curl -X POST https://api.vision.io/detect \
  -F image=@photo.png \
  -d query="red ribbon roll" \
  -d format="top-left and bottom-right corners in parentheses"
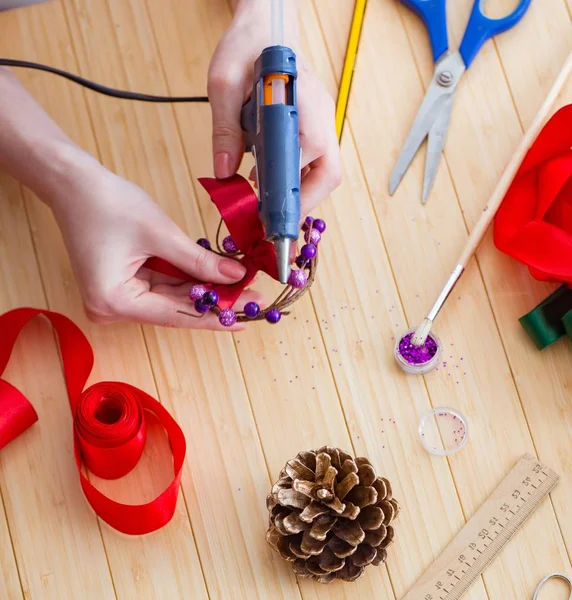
top-left (494, 104), bottom-right (572, 284)
top-left (0, 308), bottom-right (186, 535)
top-left (144, 175), bottom-right (280, 309)
top-left (75, 383), bottom-right (148, 480)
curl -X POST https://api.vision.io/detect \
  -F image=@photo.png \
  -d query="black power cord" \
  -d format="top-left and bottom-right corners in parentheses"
top-left (0, 58), bottom-right (209, 103)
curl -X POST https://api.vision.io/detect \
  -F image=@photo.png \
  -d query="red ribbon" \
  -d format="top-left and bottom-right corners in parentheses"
top-left (0, 308), bottom-right (186, 535)
top-left (494, 104), bottom-right (572, 285)
top-left (144, 175), bottom-right (278, 309)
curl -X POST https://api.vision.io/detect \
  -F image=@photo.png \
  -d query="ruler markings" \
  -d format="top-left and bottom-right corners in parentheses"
top-left (401, 455), bottom-right (560, 600)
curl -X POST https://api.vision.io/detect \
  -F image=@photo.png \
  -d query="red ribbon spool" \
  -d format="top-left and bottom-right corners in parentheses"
top-left (0, 308), bottom-right (186, 535)
top-left (75, 383), bottom-right (148, 480)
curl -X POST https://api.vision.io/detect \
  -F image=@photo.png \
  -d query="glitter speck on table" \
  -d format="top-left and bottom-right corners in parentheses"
top-left (398, 332), bottom-right (438, 364)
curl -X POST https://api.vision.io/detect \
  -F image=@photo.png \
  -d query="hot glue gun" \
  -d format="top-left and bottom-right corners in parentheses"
top-left (240, 44), bottom-right (301, 284)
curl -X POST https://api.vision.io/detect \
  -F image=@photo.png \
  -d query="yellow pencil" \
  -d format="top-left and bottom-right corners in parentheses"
top-left (335, 0), bottom-right (368, 141)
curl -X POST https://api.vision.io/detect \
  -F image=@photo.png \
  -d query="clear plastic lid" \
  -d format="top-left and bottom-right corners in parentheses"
top-left (418, 407), bottom-right (468, 456)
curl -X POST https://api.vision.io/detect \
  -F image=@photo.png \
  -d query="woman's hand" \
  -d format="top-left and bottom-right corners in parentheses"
top-left (48, 151), bottom-right (259, 331)
top-left (207, 0), bottom-right (342, 216)
top-left (0, 68), bottom-right (259, 331)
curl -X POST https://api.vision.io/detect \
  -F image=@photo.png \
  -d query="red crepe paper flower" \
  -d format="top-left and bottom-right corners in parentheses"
top-left (493, 104), bottom-right (572, 285)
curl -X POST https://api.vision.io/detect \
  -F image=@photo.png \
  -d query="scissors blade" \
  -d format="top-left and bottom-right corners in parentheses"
top-left (389, 51), bottom-right (465, 198)
top-left (422, 94), bottom-right (453, 204)
top-left (389, 84), bottom-right (445, 195)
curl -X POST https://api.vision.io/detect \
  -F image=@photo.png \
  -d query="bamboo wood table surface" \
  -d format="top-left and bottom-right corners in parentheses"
top-left (0, 1), bottom-right (570, 599)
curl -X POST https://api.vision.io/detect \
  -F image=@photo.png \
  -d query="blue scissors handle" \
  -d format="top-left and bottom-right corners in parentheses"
top-left (459, 0), bottom-right (532, 67)
top-left (400, 0), bottom-right (448, 63)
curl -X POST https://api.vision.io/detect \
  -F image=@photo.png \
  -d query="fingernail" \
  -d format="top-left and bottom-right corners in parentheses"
top-left (219, 258), bottom-right (246, 279)
top-left (214, 152), bottom-right (232, 179)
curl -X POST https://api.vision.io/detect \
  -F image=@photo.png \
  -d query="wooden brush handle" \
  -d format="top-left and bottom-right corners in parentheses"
top-left (458, 52), bottom-right (572, 268)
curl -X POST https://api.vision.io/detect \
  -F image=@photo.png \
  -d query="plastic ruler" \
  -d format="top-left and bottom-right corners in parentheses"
top-left (402, 454), bottom-right (560, 600)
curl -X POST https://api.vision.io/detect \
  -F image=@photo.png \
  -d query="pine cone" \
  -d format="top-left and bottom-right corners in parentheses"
top-left (266, 446), bottom-right (399, 584)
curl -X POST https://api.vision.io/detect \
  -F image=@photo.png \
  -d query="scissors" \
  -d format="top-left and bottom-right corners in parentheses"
top-left (389, 0), bottom-right (532, 204)
top-left (533, 573), bottom-right (572, 599)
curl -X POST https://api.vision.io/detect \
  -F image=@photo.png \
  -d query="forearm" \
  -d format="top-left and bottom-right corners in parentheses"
top-left (0, 67), bottom-right (98, 207)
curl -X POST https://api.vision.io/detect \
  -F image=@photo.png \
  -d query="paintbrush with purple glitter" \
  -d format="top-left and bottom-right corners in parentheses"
top-left (395, 58), bottom-right (572, 373)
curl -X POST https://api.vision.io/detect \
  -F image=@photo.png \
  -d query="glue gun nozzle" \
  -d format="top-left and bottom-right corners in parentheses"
top-left (274, 237), bottom-right (292, 284)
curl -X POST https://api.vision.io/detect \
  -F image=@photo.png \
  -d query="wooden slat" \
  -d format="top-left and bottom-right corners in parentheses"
top-left (492, 0), bottom-right (572, 126)
top-left (314, 0), bottom-right (572, 599)
top-left (472, 0), bottom-right (572, 557)
top-left (0, 152), bottom-right (115, 600)
top-left (0, 175), bottom-right (46, 600)
top-left (0, 494), bottom-right (22, 600)
top-left (1, 2), bottom-right (210, 599)
top-left (0, 11), bottom-right (116, 585)
top-left (487, 73), bottom-right (572, 555)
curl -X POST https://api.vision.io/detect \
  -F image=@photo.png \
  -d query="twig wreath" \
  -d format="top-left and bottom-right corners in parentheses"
top-left (177, 210), bottom-right (325, 328)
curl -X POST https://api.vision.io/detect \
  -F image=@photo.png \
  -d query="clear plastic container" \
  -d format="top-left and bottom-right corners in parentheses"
top-left (394, 328), bottom-right (442, 375)
top-left (418, 407), bottom-right (469, 456)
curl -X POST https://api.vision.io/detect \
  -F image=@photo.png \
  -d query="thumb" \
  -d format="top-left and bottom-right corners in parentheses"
top-left (208, 70), bottom-right (245, 179)
top-left (151, 229), bottom-right (246, 285)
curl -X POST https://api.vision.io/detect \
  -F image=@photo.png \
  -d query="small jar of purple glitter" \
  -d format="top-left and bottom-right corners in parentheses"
top-left (394, 328), bottom-right (442, 375)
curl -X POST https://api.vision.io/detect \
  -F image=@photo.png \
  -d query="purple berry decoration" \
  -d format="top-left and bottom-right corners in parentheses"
top-left (265, 308), bottom-right (282, 324)
top-left (194, 298), bottom-right (210, 314)
top-left (219, 308), bottom-right (237, 327)
top-left (189, 285), bottom-right (207, 301)
top-left (300, 243), bottom-right (317, 260)
top-left (312, 218), bottom-right (326, 233)
top-left (304, 228), bottom-right (321, 245)
top-left (197, 238), bottom-right (211, 250)
top-left (203, 290), bottom-right (219, 307)
top-left (295, 256), bottom-right (307, 269)
top-left (222, 236), bottom-right (239, 254)
top-left (244, 302), bottom-right (260, 319)
top-left (302, 216), bottom-right (314, 231)
top-left (288, 269), bottom-right (307, 289)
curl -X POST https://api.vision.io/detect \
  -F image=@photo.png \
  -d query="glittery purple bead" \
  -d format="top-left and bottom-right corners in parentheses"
top-left (398, 332), bottom-right (438, 365)
top-left (301, 216), bottom-right (314, 231)
top-left (189, 285), bottom-right (207, 301)
top-left (219, 308), bottom-right (237, 327)
top-left (312, 218), bottom-right (326, 233)
top-left (304, 228), bottom-right (321, 245)
top-left (194, 298), bottom-right (210, 314)
top-left (288, 269), bottom-right (307, 289)
top-left (300, 243), bottom-right (317, 260)
top-left (222, 235), bottom-right (239, 253)
top-left (197, 238), bottom-right (211, 250)
top-left (265, 308), bottom-right (282, 324)
top-left (203, 290), bottom-right (219, 306)
top-left (244, 302), bottom-right (260, 318)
